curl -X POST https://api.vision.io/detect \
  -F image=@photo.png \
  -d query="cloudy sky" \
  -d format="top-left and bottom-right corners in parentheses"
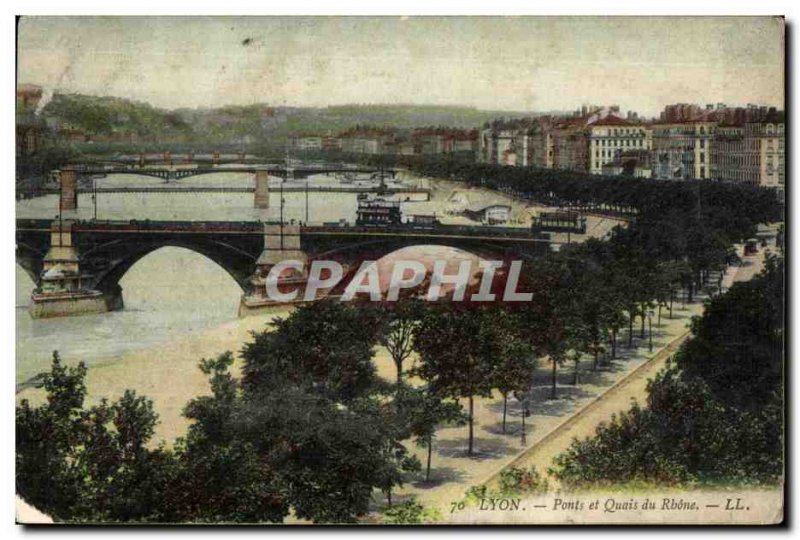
top-left (17, 16), bottom-right (784, 116)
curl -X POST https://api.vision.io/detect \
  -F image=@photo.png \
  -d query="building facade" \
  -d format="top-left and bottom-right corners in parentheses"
top-left (587, 117), bottom-right (652, 175)
top-left (651, 121), bottom-right (715, 180)
top-left (712, 113), bottom-right (785, 190)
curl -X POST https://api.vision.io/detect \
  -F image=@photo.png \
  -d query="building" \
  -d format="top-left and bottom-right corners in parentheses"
top-left (479, 128), bottom-right (517, 165)
top-left (339, 128), bottom-right (395, 155)
top-left (290, 135), bottom-right (323, 152)
top-left (587, 116), bottom-right (652, 175)
top-left (601, 150), bottom-right (653, 178)
top-left (712, 110), bottom-right (785, 190)
top-left (16, 84), bottom-right (45, 159)
top-left (478, 111), bottom-right (651, 175)
top-left (452, 131), bottom-right (479, 154)
top-left (651, 121), bottom-right (715, 180)
top-left (660, 103), bottom-right (704, 123)
top-left (551, 119), bottom-right (590, 172)
top-left (463, 203), bottom-right (512, 224)
top-left (527, 123), bottom-right (554, 169)
top-left (16, 83), bottom-right (43, 111)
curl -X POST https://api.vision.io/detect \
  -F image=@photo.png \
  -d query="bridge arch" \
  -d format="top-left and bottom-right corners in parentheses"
top-left (15, 241), bottom-right (46, 285)
top-left (82, 237), bottom-right (257, 295)
top-left (16, 262), bottom-right (37, 307)
top-left (306, 236), bottom-right (539, 266)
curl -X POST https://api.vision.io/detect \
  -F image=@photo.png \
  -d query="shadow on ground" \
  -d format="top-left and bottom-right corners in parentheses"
top-left (435, 435), bottom-right (517, 461)
top-left (410, 466), bottom-right (467, 489)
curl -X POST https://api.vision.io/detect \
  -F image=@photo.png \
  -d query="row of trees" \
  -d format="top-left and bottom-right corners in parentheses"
top-left (551, 256), bottom-right (784, 487)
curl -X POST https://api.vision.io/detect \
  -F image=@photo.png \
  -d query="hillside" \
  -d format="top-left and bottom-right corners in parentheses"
top-left (38, 92), bottom-right (536, 150)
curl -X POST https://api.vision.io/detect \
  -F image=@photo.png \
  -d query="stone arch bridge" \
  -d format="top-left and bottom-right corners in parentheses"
top-left (16, 219), bottom-right (551, 318)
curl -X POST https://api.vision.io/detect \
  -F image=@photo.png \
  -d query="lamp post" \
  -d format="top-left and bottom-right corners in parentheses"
top-left (279, 177), bottom-right (285, 250)
top-left (648, 309), bottom-right (654, 353)
top-left (92, 176), bottom-right (98, 221)
top-left (58, 169), bottom-right (63, 240)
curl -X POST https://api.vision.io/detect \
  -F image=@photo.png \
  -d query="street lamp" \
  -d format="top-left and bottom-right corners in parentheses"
top-left (648, 309), bottom-right (655, 353)
top-left (515, 389), bottom-right (530, 446)
top-left (92, 176), bottom-right (98, 221)
top-left (279, 177), bottom-right (285, 250)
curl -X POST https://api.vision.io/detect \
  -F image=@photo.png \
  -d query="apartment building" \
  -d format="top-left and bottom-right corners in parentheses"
top-left (712, 111), bottom-right (785, 190)
top-left (651, 121), bottom-right (715, 180)
top-left (587, 116), bottom-right (652, 175)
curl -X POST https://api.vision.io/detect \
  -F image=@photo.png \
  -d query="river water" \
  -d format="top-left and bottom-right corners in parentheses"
top-left (16, 171), bottom-right (436, 384)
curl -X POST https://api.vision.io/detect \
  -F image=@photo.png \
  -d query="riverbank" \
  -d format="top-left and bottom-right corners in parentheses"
top-left (16, 307), bottom-right (292, 443)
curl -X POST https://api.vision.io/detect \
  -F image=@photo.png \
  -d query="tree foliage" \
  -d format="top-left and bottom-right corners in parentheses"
top-left (551, 259), bottom-right (784, 488)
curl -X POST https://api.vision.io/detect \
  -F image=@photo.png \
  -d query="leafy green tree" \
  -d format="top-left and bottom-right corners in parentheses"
top-left (394, 384), bottom-right (466, 482)
top-left (374, 298), bottom-right (424, 384)
top-left (176, 352), bottom-right (289, 523)
top-left (242, 300), bottom-right (382, 402)
top-left (16, 353), bottom-right (87, 519)
top-left (412, 306), bottom-right (501, 455)
top-left (550, 260), bottom-right (784, 489)
top-left (490, 311), bottom-right (536, 433)
top-left (16, 353), bottom-right (182, 523)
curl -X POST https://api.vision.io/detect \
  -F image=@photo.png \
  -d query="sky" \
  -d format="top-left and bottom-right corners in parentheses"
top-left (16, 16), bottom-right (785, 117)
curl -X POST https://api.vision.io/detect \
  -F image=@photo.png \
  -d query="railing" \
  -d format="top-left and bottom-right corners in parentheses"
top-left (16, 218), bottom-right (544, 239)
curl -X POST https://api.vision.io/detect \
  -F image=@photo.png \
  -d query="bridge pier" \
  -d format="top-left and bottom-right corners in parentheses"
top-left (29, 220), bottom-right (122, 318)
top-left (254, 169), bottom-right (270, 208)
top-left (239, 224), bottom-right (310, 316)
top-left (59, 167), bottom-right (78, 211)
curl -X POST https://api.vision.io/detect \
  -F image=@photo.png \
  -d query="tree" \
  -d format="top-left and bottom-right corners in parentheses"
top-left (490, 311), bottom-right (536, 433)
top-left (176, 352), bottom-right (289, 523)
top-left (394, 384), bottom-right (466, 482)
top-left (517, 259), bottom-right (573, 399)
top-left (551, 259), bottom-right (784, 489)
top-left (241, 300), bottom-right (383, 402)
top-left (16, 352), bottom-right (182, 523)
top-left (412, 306), bottom-right (501, 455)
top-left (16, 352), bottom-right (87, 519)
top-left (374, 297), bottom-right (424, 384)
top-left (212, 348), bottom-right (419, 523)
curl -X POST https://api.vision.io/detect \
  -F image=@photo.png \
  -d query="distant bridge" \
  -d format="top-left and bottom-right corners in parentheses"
top-left (44, 164), bottom-right (405, 210)
top-left (19, 185), bottom-right (431, 197)
top-left (68, 165), bottom-right (398, 182)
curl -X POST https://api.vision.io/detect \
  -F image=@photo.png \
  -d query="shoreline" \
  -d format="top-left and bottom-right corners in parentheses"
top-left (15, 307), bottom-right (293, 444)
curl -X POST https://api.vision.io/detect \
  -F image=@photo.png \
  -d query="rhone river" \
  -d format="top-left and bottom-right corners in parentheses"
top-left (15, 170), bottom-right (433, 384)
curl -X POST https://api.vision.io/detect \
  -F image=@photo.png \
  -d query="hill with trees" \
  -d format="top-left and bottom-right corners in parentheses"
top-left (37, 92), bottom-right (530, 153)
